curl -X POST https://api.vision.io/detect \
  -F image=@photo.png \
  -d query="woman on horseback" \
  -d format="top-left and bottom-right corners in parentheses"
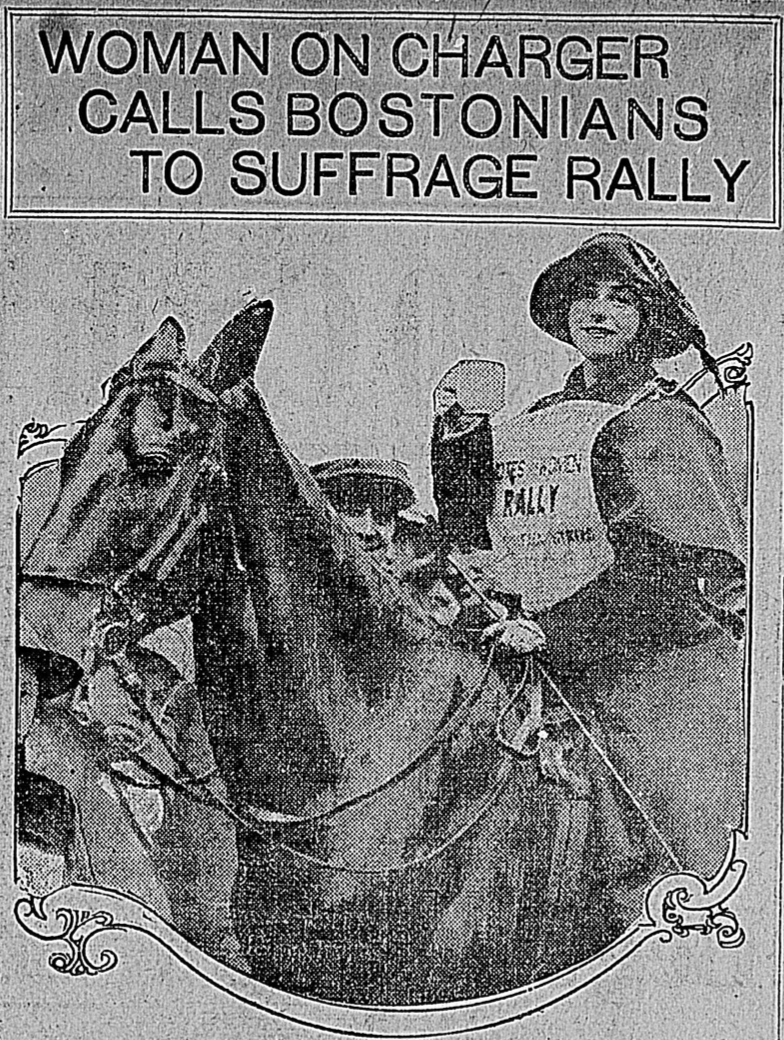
top-left (450, 233), bottom-right (747, 955)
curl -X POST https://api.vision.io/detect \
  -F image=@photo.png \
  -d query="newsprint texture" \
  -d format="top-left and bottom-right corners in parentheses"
top-left (2, 3), bottom-right (782, 1039)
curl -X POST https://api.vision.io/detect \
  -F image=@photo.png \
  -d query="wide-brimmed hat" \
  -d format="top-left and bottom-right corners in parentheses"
top-left (529, 233), bottom-right (706, 359)
top-left (311, 458), bottom-right (417, 514)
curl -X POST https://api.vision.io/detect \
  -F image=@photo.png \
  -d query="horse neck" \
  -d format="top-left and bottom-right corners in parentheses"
top-left (19, 577), bottom-right (105, 671)
top-left (225, 390), bottom-right (434, 657)
top-left (207, 392), bottom-right (443, 807)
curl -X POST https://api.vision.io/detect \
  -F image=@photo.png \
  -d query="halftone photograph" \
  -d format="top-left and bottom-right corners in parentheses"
top-left (3, 5), bottom-right (781, 1040)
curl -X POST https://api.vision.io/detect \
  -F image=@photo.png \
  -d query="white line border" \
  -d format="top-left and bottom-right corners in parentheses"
top-left (4, 9), bottom-right (781, 226)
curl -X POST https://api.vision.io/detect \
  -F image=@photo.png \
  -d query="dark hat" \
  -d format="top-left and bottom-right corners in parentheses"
top-left (312, 458), bottom-right (415, 501)
top-left (529, 233), bottom-right (706, 359)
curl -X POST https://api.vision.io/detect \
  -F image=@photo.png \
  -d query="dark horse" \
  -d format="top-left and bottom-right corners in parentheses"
top-left (19, 304), bottom-right (647, 1004)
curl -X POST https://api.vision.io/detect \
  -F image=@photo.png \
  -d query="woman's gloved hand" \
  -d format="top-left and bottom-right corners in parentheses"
top-left (482, 617), bottom-right (547, 654)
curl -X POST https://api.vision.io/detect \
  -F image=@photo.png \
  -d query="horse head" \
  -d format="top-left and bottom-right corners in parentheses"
top-left (22, 302), bottom-right (274, 625)
top-left (17, 299), bottom-right (540, 1005)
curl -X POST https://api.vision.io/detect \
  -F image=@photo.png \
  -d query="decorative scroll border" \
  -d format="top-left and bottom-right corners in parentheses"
top-left (11, 830), bottom-right (748, 1038)
top-left (647, 834), bottom-right (747, 952)
top-left (12, 346), bottom-right (756, 1035)
top-left (14, 895), bottom-right (123, 977)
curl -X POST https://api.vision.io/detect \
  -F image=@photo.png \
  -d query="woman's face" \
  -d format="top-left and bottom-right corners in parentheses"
top-left (567, 280), bottom-right (642, 360)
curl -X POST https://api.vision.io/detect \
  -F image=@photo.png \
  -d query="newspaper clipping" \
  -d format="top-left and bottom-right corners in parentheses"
top-left (2, 3), bottom-right (782, 1038)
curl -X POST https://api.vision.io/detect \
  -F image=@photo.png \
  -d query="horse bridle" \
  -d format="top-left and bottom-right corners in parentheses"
top-left (50, 364), bottom-right (510, 874)
top-left (79, 364), bottom-right (686, 876)
top-left (92, 600), bottom-right (520, 874)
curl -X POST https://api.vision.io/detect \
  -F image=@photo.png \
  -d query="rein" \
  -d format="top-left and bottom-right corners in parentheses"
top-left (25, 360), bottom-right (515, 875)
top-left (75, 364), bottom-right (519, 873)
top-left (446, 554), bottom-right (687, 873)
top-left (103, 638), bottom-right (514, 874)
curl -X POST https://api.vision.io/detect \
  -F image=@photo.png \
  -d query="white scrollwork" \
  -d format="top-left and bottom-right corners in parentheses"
top-left (14, 891), bottom-right (123, 976)
top-left (645, 831), bottom-right (746, 949)
top-left (716, 341), bottom-right (754, 392)
top-left (17, 418), bottom-right (66, 458)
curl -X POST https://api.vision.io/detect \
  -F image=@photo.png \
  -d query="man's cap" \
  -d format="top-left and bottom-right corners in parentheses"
top-left (311, 457), bottom-right (416, 508)
top-left (529, 233), bottom-right (706, 359)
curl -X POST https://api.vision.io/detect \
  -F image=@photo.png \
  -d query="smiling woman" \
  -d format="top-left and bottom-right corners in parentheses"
top-left (567, 280), bottom-right (642, 361)
top-left (455, 232), bottom-right (748, 973)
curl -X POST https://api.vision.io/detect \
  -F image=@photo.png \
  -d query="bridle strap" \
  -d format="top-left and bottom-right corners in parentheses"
top-left (102, 643), bottom-right (516, 875)
top-left (107, 643), bottom-right (499, 827)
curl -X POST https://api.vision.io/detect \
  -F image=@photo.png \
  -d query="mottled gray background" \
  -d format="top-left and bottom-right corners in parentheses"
top-left (2, 1), bottom-right (782, 1037)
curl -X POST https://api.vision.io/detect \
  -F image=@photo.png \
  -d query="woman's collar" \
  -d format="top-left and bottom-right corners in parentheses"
top-left (563, 361), bottom-right (658, 404)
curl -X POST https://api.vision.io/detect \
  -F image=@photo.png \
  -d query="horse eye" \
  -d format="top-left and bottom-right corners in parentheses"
top-left (182, 396), bottom-right (213, 426)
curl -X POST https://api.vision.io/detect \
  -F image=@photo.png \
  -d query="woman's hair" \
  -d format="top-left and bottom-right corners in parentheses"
top-left (531, 234), bottom-right (724, 391)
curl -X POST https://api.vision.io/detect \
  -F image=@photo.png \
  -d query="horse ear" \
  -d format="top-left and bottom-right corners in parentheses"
top-left (103, 316), bottom-right (187, 400)
top-left (196, 299), bottom-right (274, 394)
top-left (133, 316), bottom-right (187, 371)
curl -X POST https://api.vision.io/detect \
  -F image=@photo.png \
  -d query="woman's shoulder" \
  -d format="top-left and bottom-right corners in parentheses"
top-left (593, 385), bottom-right (745, 564)
top-left (604, 386), bottom-right (723, 458)
top-left (528, 389), bottom-right (566, 413)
